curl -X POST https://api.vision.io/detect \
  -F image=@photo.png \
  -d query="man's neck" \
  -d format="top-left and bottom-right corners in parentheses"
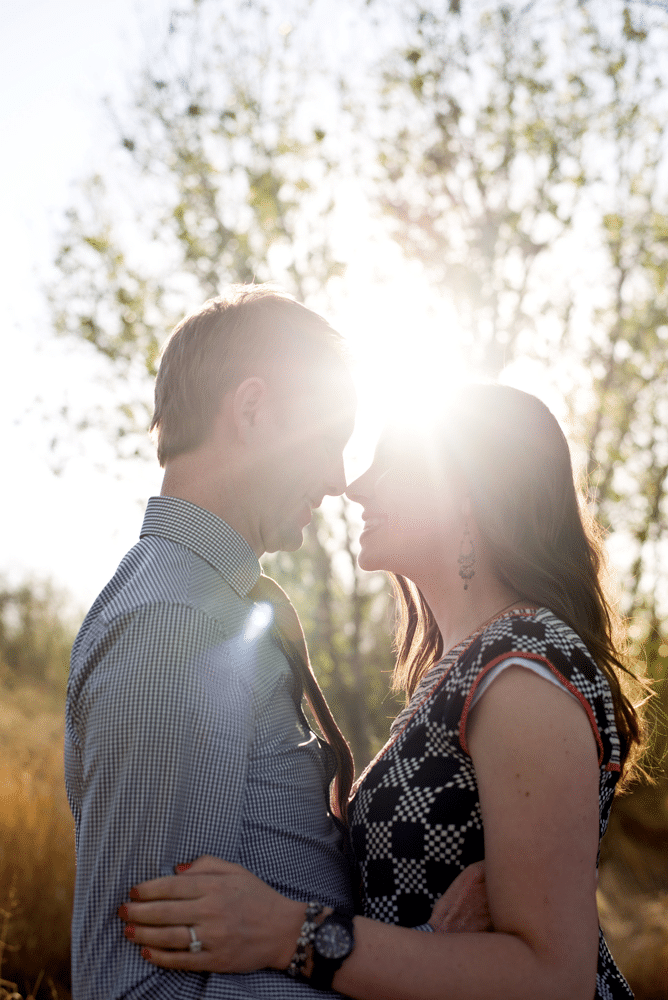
top-left (160, 461), bottom-right (264, 557)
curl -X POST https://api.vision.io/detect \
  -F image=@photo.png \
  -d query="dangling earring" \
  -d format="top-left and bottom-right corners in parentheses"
top-left (458, 521), bottom-right (476, 590)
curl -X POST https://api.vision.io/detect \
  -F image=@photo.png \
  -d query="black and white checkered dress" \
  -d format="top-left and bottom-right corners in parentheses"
top-left (348, 608), bottom-right (633, 999)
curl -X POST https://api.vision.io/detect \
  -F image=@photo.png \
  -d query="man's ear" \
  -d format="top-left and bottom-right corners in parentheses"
top-left (232, 377), bottom-right (269, 442)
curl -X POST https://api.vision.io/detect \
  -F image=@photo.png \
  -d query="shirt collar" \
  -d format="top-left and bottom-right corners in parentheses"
top-left (140, 496), bottom-right (261, 598)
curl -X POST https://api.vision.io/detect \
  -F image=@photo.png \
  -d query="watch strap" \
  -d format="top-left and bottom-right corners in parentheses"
top-left (310, 910), bottom-right (355, 991)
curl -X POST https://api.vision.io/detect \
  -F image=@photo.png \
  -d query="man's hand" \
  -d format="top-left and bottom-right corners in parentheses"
top-left (429, 861), bottom-right (492, 933)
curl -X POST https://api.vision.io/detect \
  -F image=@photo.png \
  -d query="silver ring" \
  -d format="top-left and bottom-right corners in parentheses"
top-left (188, 926), bottom-right (203, 953)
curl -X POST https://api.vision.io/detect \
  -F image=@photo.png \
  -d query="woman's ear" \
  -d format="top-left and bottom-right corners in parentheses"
top-left (232, 377), bottom-right (269, 442)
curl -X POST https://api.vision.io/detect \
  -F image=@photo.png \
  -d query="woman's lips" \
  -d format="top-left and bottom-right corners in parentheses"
top-left (360, 513), bottom-right (388, 536)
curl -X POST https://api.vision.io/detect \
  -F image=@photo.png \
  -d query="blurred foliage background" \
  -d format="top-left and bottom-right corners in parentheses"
top-left (4, 0), bottom-right (668, 996)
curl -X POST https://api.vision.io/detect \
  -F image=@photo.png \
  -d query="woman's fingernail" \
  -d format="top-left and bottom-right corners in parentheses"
top-left (124, 924), bottom-right (135, 939)
top-left (176, 862), bottom-right (192, 873)
top-left (142, 948), bottom-right (152, 961)
top-left (118, 905), bottom-right (128, 919)
top-left (129, 887), bottom-right (140, 900)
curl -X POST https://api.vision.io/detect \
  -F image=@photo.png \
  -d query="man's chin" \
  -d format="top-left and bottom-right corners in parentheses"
top-left (282, 534), bottom-right (304, 553)
top-left (265, 527), bottom-right (305, 555)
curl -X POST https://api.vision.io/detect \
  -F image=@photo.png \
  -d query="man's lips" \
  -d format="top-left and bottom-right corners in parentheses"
top-left (299, 501), bottom-right (313, 526)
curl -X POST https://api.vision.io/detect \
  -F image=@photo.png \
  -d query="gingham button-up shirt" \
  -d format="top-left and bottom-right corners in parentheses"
top-left (65, 496), bottom-right (353, 999)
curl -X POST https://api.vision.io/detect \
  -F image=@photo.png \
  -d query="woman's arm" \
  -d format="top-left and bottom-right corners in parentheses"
top-left (119, 857), bottom-right (490, 965)
top-left (328, 665), bottom-right (600, 1000)
top-left (120, 665), bottom-right (600, 1000)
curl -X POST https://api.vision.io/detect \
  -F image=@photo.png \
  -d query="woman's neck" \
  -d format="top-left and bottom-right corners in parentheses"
top-left (416, 571), bottom-right (526, 656)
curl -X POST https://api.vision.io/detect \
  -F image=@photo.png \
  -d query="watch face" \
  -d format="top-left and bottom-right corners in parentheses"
top-left (315, 921), bottom-right (353, 960)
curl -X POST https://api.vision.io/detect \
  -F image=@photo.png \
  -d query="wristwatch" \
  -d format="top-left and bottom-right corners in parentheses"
top-left (310, 910), bottom-right (355, 990)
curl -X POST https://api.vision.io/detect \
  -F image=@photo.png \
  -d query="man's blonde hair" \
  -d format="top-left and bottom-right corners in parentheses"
top-left (150, 284), bottom-right (346, 466)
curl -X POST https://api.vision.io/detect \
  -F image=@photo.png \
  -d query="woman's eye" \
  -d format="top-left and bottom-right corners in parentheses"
top-left (377, 444), bottom-right (401, 468)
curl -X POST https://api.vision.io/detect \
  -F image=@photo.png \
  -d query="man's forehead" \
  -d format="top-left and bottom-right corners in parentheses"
top-left (306, 384), bottom-right (357, 438)
top-left (266, 353), bottom-right (356, 441)
top-left (293, 362), bottom-right (356, 413)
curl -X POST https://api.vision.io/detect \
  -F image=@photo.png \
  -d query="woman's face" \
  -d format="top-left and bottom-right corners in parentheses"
top-left (346, 427), bottom-right (467, 579)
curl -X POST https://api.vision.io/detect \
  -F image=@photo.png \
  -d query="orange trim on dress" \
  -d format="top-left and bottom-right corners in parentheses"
top-left (351, 609), bottom-right (537, 795)
top-left (458, 650), bottom-right (606, 766)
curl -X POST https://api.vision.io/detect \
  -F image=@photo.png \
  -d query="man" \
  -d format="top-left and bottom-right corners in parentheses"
top-left (65, 285), bottom-right (358, 999)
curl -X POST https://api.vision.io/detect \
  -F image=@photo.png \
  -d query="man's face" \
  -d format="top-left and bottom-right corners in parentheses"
top-left (255, 362), bottom-right (357, 554)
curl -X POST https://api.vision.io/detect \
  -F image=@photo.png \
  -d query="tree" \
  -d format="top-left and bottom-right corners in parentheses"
top-left (48, 0), bottom-right (401, 770)
top-left (47, 0), bottom-right (668, 772)
top-left (49, 0), bottom-right (352, 464)
top-left (0, 577), bottom-right (77, 695)
top-left (374, 0), bottom-right (668, 607)
top-left (371, 0), bottom-right (668, 768)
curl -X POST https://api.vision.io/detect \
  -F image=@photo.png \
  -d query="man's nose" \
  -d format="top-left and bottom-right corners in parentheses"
top-left (344, 473), bottom-right (363, 505)
top-left (323, 454), bottom-right (348, 497)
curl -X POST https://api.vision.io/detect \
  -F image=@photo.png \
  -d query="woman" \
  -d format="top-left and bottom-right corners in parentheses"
top-left (120, 384), bottom-right (643, 999)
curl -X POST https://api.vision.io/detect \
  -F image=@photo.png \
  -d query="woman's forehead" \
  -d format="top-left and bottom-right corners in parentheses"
top-left (375, 419), bottom-right (442, 454)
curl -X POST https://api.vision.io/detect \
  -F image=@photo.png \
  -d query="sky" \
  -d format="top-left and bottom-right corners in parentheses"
top-left (1, 0), bottom-right (183, 610)
top-left (1, 0), bottom-right (487, 613)
top-left (0, 0), bottom-right (586, 613)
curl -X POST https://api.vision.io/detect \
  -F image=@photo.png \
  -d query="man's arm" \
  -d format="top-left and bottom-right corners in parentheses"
top-left (70, 603), bottom-right (255, 999)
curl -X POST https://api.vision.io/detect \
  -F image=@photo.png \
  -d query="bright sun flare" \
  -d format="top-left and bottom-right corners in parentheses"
top-left (330, 247), bottom-right (573, 489)
top-left (332, 265), bottom-right (474, 480)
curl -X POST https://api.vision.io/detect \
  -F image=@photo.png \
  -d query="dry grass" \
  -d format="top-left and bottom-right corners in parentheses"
top-left (0, 688), bottom-right (74, 1000)
top-left (1, 683), bottom-right (667, 999)
top-left (599, 790), bottom-right (668, 999)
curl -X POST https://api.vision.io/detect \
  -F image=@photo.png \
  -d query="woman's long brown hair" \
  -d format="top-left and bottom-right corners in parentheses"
top-left (283, 633), bottom-right (355, 823)
top-left (251, 574), bottom-right (354, 821)
top-left (391, 384), bottom-right (646, 785)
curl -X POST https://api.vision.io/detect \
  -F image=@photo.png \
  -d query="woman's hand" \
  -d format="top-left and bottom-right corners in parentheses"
top-left (118, 856), bottom-right (305, 973)
top-left (428, 861), bottom-right (492, 933)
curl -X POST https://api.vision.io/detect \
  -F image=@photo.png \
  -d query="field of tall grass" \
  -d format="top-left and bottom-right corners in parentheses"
top-left (598, 788), bottom-right (668, 999)
top-left (0, 687), bottom-right (73, 1000)
top-left (0, 680), bottom-right (666, 999)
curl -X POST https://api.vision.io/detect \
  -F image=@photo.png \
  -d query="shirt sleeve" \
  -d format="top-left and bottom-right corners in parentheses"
top-left (70, 602), bottom-right (260, 999)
